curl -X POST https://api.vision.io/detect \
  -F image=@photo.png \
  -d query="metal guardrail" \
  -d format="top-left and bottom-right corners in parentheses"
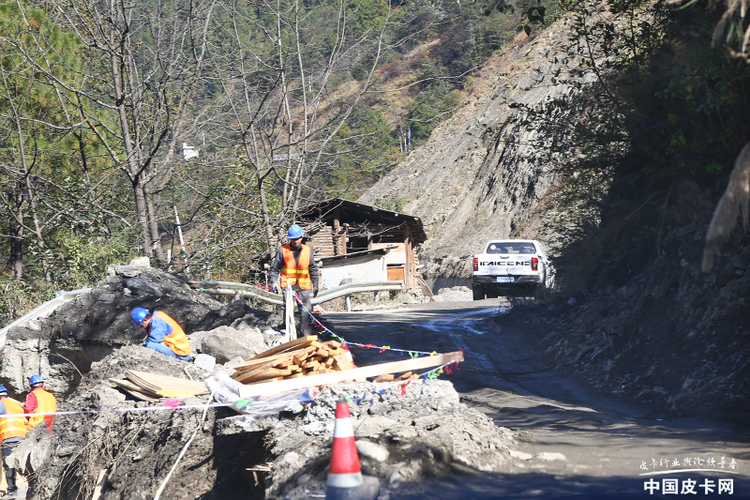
top-left (0, 288), bottom-right (92, 351)
top-left (190, 280), bottom-right (405, 306)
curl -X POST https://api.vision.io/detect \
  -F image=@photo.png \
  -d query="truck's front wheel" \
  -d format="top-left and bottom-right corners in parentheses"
top-left (472, 285), bottom-right (484, 300)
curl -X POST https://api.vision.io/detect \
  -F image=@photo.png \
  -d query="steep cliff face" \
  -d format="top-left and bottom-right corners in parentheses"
top-left (359, 11), bottom-right (610, 279)
top-left (358, 4), bottom-right (750, 419)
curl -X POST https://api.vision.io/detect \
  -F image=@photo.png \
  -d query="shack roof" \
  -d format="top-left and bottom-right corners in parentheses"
top-left (298, 198), bottom-right (426, 245)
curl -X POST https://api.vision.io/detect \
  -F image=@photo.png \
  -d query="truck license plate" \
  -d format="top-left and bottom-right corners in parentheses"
top-left (497, 277), bottom-right (514, 283)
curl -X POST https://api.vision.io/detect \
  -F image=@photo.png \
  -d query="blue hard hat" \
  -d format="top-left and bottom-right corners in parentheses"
top-left (29, 374), bottom-right (44, 386)
top-left (131, 307), bottom-right (150, 326)
top-left (287, 224), bottom-right (304, 239)
top-left (0, 386), bottom-right (7, 395)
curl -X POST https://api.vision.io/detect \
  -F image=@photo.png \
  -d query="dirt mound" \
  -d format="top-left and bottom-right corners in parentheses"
top-left (0, 263), bottom-right (276, 397)
top-left (496, 229), bottom-right (750, 421)
top-left (23, 352), bottom-right (515, 499)
top-left (266, 380), bottom-right (514, 499)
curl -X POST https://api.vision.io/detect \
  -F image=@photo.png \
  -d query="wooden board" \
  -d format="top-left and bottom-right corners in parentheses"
top-left (125, 370), bottom-right (208, 396)
top-left (234, 361), bottom-right (297, 383)
top-left (110, 377), bottom-right (155, 394)
top-left (244, 335), bottom-right (318, 361)
top-left (121, 388), bottom-right (160, 402)
top-left (234, 357), bottom-right (289, 380)
top-left (332, 353), bottom-right (356, 371)
top-left (233, 346), bottom-right (313, 371)
top-left (109, 378), bottom-right (160, 402)
top-left (243, 376), bottom-right (285, 385)
top-left (238, 351), bottom-right (463, 399)
top-left (387, 266), bottom-right (405, 281)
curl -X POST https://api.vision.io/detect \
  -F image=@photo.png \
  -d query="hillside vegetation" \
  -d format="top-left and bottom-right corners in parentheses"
top-left (2, 0), bottom-right (749, 342)
top-left (0, 0), bottom-right (557, 323)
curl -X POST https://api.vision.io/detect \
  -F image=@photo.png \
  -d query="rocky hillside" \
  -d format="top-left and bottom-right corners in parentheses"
top-left (359, 13), bottom-right (594, 276)
top-left (359, 1), bottom-right (750, 420)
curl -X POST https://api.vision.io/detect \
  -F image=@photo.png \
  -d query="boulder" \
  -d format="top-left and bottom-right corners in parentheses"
top-left (192, 325), bottom-right (265, 363)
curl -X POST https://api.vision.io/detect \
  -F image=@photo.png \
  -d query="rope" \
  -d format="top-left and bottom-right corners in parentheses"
top-left (0, 358), bottom-right (459, 422)
top-left (291, 290), bottom-right (439, 357)
top-left (0, 401), bottom-right (236, 420)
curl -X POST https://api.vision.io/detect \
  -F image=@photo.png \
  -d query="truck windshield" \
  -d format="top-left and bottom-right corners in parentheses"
top-left (486, 242), bottom-right (537, 254)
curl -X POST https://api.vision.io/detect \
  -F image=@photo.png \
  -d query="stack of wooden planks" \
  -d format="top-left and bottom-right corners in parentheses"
top-left (110, 370), bottom-right (208, 401)
top-left (231, 335), bottom-right (356, 385)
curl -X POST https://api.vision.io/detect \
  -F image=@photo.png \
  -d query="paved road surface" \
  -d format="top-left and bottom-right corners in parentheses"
top-left (319, 299), bottom-right (750, 499)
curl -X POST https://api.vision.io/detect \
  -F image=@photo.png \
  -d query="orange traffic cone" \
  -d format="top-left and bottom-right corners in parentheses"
top-left (326, 400), bottom-right (379, 500)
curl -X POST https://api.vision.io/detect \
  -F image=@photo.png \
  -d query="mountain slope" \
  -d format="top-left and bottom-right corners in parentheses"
top-left (359, 13), bottom-right (598, 274)
top-left (359, 2), bottom-right (750, 419)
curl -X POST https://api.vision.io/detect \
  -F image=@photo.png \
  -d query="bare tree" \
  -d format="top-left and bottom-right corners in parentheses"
top-left (32, 0), bottom-right (219, 260)
top-left (3, 0), bottom-right (434, 281)
top-left (0, 1), bottom-right (85, 281)
top-left (210, 0), bottom-right (406, 253)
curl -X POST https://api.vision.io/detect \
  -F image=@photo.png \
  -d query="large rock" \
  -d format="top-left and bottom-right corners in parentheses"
top-left (190, 325), bottom-right (266, 363)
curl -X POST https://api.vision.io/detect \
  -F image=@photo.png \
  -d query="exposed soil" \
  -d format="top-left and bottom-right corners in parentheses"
top-left (0, 264), bottom-right (520, 500)
top-left (495, 240), bottom-right (750, 424)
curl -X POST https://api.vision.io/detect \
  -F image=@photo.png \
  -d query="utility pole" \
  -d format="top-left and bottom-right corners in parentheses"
top-left (174, 206), bottom-right (189, 273)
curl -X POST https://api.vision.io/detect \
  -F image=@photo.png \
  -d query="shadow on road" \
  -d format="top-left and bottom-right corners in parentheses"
top-left (318, 300), bottom-right (750, 499)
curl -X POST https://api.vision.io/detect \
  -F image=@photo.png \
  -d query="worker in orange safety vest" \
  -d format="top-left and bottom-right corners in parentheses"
top-left (0, 385), bottom-right (26, 497)
top-left (24, 375), bottom-right (57, 433)
top-left (131, 308), bottom-right (192, 361)
top-left (269, 224), bottom-right (320, 336)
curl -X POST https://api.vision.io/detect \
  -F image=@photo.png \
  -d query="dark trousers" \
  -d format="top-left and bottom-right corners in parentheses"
top-left (1, 439), bottom-right (19, 490)
top-left (295, 287), bottom-right (314, 336)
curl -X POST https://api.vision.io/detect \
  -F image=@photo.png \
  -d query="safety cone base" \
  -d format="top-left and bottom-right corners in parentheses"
top-left (326, 401), bottom-right (364, 499)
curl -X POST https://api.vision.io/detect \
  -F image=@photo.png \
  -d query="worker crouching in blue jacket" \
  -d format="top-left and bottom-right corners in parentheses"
top-left (130, 308), bottom-right (192, 361)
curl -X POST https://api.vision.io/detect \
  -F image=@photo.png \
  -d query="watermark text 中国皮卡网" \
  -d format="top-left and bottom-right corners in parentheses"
top-left (640, 456), bottom-right (738, 496)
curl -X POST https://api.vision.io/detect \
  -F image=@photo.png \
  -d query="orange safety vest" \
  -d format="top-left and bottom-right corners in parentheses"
top-left (27, 388), bottom-right (56, 431)
top-left (154, 311), bottom-right (192, 357)
top-left (280, 244), bottom-right (312, 290)
top-left (0, 399), bottom-right (26, 442)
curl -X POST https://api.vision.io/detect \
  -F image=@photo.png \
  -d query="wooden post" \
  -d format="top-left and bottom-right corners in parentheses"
top-left (340, 223), bottom-right (348, 255)
top-left (333, 207), bottom-right (347, 256)
top-left (404, 225), bottom-right (415, 290)
top-left (333, 216), bottom-right (341, 256)
top-left (285, 286), bottom-right (297, 341)
top-left (174, 205), bottom-right (189, 272)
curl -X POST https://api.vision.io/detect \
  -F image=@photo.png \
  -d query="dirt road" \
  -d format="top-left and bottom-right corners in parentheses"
top-left (319, 299), bottom-right (750, 499)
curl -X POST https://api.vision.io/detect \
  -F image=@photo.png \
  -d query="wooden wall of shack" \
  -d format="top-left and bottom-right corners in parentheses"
top-left (304, 222), bottom-right (419, 290)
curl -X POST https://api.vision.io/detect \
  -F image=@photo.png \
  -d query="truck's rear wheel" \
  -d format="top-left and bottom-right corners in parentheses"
top-left (472, 286), bottom-right (484, 300)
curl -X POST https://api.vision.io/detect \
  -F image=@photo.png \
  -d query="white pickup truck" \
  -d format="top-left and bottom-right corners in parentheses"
top-left (472, 239), bottom-right (551, 299)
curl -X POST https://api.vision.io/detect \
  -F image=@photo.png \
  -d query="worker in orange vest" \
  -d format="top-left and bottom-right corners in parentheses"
top-left (270, 224), bottom-right (320, 336)
top-left (131, 308), bottom-right (192, 361)
top-left (0, 385), bottom-right (26, 497)
top-left (24, 375), bottom-right (57, 433)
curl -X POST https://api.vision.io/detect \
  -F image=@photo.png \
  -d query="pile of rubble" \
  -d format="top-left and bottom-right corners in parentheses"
top-left (1, 261), bottom-right (515, 499)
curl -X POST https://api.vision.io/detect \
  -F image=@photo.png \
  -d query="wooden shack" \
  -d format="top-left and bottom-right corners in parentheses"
top-left (297, 198), bottom-right (427, 291)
